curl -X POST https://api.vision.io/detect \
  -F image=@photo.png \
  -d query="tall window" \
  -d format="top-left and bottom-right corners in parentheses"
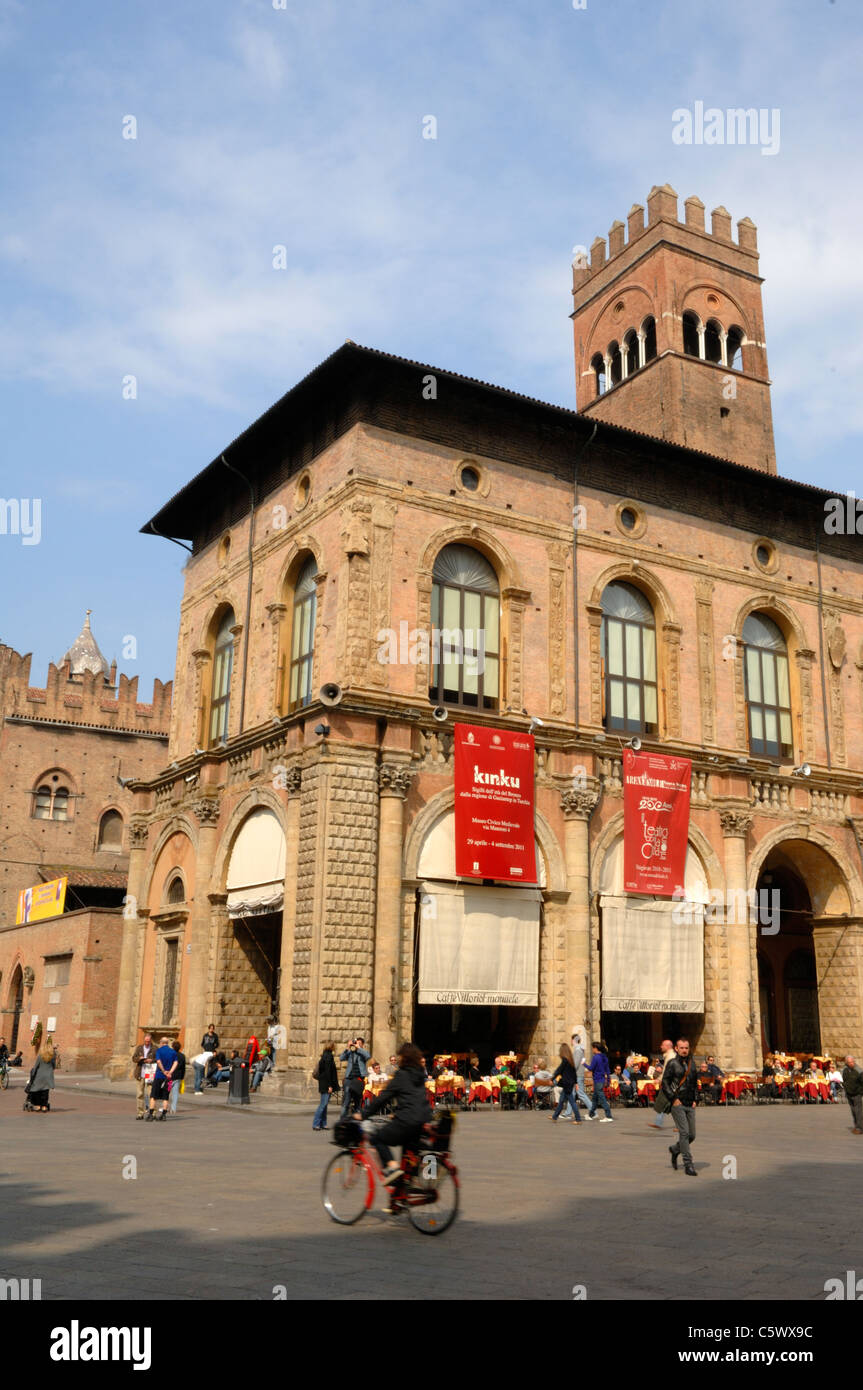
top-left (288, 557), bottom-right (317, 711)
top-left (33, 781), bottom-right (70, 820)
top-left (429, 544), bottom-right (500, 711)
top-left (727, 325), bottom-right (744, 370)
top-left (704, 318), bottom-right (723, 364)
top-left (608, 341), bottom-right (622, 387)
top-left (742, 612), bottom-right (792, 758)
top-left (98, 809), bottom-right (123, 849)
top-left (683, 310), bottom-right (701, 357)
top-left (166, 875), bottom-right (185, 904)
top-left (642, 315), bottom-right (657, 362)
top-left (623, 329), bottom-right (639, 377)
top-left (591, 352), bottom-right (606, 397)
top-left (600, 581), bottom-right (658, 735)
top-left (209, 608), bottom-right (235, 745)
top-left (163, 938), bottom-right (179, 1021)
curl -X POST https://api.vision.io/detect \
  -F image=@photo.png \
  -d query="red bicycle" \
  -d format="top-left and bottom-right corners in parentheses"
top-left (322, 1111), bottom-right (459, 1235)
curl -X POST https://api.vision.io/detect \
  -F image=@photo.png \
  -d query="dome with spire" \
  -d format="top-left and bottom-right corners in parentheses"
top-left (62, 610), bottom-right (110, 679)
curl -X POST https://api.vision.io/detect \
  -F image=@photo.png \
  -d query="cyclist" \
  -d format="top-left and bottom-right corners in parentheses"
top-left (358, 1041), bottom-right (431, 1186)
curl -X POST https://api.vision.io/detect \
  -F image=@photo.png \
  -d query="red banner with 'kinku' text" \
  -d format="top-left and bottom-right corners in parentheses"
top-left (623, 749), bottom-right (692, 896)
top-left (454, 724), bottom-right (537, 883)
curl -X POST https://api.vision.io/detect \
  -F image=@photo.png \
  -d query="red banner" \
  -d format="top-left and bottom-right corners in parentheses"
top-left (454, 724), bottom-right (537, 883)
top-left (623, 749), bottom-right (691, 897)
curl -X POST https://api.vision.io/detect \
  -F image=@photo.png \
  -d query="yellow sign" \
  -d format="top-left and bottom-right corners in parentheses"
top-left (16, 877), bottom-right (67, 925)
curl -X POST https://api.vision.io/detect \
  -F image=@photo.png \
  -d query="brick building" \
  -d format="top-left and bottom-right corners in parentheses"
top-left (0, 615), bottom-right (171, 1067)
top-left (106, 187), bottom-right (863, 1092)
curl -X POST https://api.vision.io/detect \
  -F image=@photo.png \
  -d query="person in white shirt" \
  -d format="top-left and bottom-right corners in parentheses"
top-left (191, 1051), bottom-right (211, 1095)
top-left (648, 1040), bottom-right (676, 1129)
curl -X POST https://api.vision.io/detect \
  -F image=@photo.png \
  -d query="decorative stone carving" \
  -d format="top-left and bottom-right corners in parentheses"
top-left (794, 649), bottom-right (817, 764)
top-left (341, 500), bottom-right (371, 557)
top-left (286, 766), bottom-right (302, 796)
top-left (379, 764), bottom-right (413, 798)
top-left (192, 797), bottom-right (220, 827)
top-left (662, 621), bottom-right (683, 739)
top-left (265, 602), bottom-right (287, 712)
top-left (825, 612), bottom-right (847, 766)
top-left (547, 543), bottom-right (568, 717)
top-left (694, 577), bottom-right (716, 745)
top-left (368, 501), bottom-right (397, 687)
top-left (560, 783), bottom-right (600, 819)
top-left (586, 604), bottom-right (604, 726)
top-left (129, 819), bottom-right (149, 850)
top-left (718, 807), bottom-right (753, 838)
top-left (502, 587), bottom-right (531, 713)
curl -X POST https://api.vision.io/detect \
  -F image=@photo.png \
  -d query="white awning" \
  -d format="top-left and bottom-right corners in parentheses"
top-left (600, 894), bottom-right (704, 1014)
top-left (418, 882), bottom-right (540, 1006)
top-left (226, 808), bottom-right (286, 919)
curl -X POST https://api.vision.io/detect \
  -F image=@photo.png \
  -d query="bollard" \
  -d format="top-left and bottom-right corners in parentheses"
top-left (227, 1056), bottom-right (250, 1106)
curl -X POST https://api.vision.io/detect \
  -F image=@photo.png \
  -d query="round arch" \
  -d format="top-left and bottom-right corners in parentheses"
top-left (418, 524), bottom-right (524, 595)
top-left (212, 787), bottom-right (289, 895)
top-left (680, 281), bottom-right (752, 338)
top-left (403, 785), bottom-right (566, 894)
top-left (732, 593), bottom-right (807, 651)
top-left (582, 282), bottom-right (655, 368)
top-left (195, 591), bottom-right (243, 652)
top-left (274, 533), bottom-right (325, 600)
top-left (590, 809), bottom-right (725, 900)
top-left (746, 826), bottom-right (860, 917)
top-left (140, 816), bottom-right (199, 909)
top-left (588, 561), bottom-right (677, 627)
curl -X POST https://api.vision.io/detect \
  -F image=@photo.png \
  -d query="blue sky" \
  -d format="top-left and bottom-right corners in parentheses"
top-left (1, 0), bottom-right (860, 692)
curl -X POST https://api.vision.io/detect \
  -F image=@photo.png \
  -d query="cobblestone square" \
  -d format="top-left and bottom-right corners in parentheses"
top-left (2, 1082), bottom-right (859, 1302)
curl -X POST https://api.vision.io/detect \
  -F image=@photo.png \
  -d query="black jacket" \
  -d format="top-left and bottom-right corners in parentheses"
top-left (317, 1050), bottom-right (339, 1095)
top-left (362, 1066), bottom-right (431, 1129)
top-left (842, 1065), bottom-right (863, 1098)
top-left (553, 1059), bottom-right (578, 1090)
top-left (661, 1054), bottom-right (698, 1106)
top-left (173, 1050), bottom-right (187, 1081)
top-left (201, 1033), bottom-right (219, 1052)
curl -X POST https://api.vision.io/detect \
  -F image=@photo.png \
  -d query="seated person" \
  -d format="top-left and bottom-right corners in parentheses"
top-left (697, 1061), bottom-right (722, 1104)
top-left (250, 1047), bottom-right (272, 1091)
top-left (705, 1055), bottom-right (725, 1081)
top-left (466, 1055), bottom-right (482, 1083)
top-left (206, 1050), bottom-right (234, 1087)
top-left (614, 1064), bottom-right (635, 1102)
top-left (367, 1059), bottom-right (389, 1085)
top-left (533, 1059), bottom-right (554, 1107)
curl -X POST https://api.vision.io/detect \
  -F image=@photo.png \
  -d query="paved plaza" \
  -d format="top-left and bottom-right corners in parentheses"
top-left (1, 1078), bottom-right (860, 1302)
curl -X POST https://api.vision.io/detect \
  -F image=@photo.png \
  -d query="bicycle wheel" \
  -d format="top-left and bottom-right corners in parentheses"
top-left (321, 1150), bottom-right (372, 1225)
top-left (407, 1155), bottom-right (459, 1236)
top-left (0, 1069), bottom-right (7, 1090)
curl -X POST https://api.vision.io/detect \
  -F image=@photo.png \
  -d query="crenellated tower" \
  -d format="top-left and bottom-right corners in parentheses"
top-left (571, 183), bottom-right (776, 473)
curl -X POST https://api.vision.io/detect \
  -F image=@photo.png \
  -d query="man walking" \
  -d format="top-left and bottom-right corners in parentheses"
top-left (648, 1039), bottom-right (675, 1130)
top-left (148, 1036), bottom-right (178, 1122)
top-left (131, 1032), bottom-right (156, 1120)
top-left (340, 1036), bottom-right (370, 1116)
top-left (841, 1054), bottom-right (863, 1133)
top-left (663, 1038), bottom-right (698, 1176)
top-left (169, 1039), bottom-right (186, 1114)
top-left (585, 1042), bottom-right (614, 1122)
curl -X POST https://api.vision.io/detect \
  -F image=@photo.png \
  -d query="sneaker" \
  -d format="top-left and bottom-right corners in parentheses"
top-left (381, 1166), bottom-right (402, 1187)
top-left (585, 1113), bottom-right (597, 1121)
top-left (648, 1122), bottom-right (664, 1129)
top-left (136, 1114), bottom-right (145, 1120)
top-left (159, 1110), bottom-right (167, 1121)
top-left (145, 1111), bottom-right (154, 1122)
top-left (599, 1117), bottom-right (614, 1123)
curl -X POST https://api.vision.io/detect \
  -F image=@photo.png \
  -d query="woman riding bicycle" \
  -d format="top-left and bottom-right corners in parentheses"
top-left (358, 1041), bottom-right (431, 1186)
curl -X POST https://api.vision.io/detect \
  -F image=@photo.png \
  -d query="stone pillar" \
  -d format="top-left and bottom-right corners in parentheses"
top-left (719, 807), bottom-right (759, 1072)
top-left (183, 796), bottom-right (221, 1053)
top-left (560, 781), bottom-right (600, 1041)
top-left (105, 816), bottom-right (151, 1079)
top-left (274, 766), bottom-right (302, 1083)
top-left (373, 763), bottom-right (413, 1061)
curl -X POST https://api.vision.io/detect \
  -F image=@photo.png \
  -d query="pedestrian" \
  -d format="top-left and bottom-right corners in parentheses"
top-left (360, 1042), bottom-right (431, 1186)
top-left (201, 1024), bottom-right (219, 1054)
top-left (648, 1039), bottom-right (676, 1129)
top-left (205, 1051), bottom-right (231, 1087)
top-left (569, 1032), bottom-right (592, 1118)
top-left (585, 1042), bottom-right (614, 1122)
top-left (340, 1035), bottom-right (370, 1116)
top-left (25, 1039), bottom-right (56, 1112)
top-left (147, 1036), bottom-right (178, 1121)
top-left (841, 1054), bottom-right (863, 1133)
top-left (551, 1043), bottom-right (583, 1124)
top-left (312, 1041), bottom-right (339, 1130)
top-left (191, 1048), bottom-right (211, 1095)
top-left (664, 1038), bottom-right (698, 1176)
top-left (250, 1046), bottom-right (272, 1092)
top-left (169, 1039), bottom-right (186, 1114)
top-left (132, 1032), bottom-right (157, 1120)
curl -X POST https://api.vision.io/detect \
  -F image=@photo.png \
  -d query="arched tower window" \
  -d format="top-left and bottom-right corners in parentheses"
top-left (600, 581), bottom-right (657, 735)
top-left (591, 352), bottom-right (606, 397)
top-left (429, 544), bottom-right (500, 711)
top-left (683, 310), bottom-right (702, 358)
top-left (641, 316), bottom-right (657, 362)
top-left (32, 775), bottom-right (72, 821)
top-left (704, 318), bottom-right (724, 364)
top-left (288, 556), bottom-right (318, 711)
top-left (98, 809), bottom-right (123, 849)
top-left (726, 325), bottom-right (744, 371)
top-left (742, 612), bottom-right (792, 759)
top-left (209, 607), bottom-right (236, 745)
top-left (608, 341), bottom-right (622, 387)
top-left (166, 874), bottom-right (185, 904)
top-left (623, 329), bottom-right (639, 377)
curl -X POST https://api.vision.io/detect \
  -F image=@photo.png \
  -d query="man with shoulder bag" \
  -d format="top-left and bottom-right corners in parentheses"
top-left (663, 1038), bottom-right (699, 1176)
top-left (131, 1032), bottom-right (156, 1120)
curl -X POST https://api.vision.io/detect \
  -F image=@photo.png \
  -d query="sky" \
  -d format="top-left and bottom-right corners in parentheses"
top-left (0, 0), bottom-right (860, 693)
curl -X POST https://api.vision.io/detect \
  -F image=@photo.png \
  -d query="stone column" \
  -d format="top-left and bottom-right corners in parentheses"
top-left (719, 807), bottom-right (759, 1072)
top-left (183, 796), bottom-right (222, 1053)
top-left (105, 816), bottom-right (151, 1079)
top-left (561, 781), bottom-right (600, 1040)
top-left (372, 763), bottom-right (413, 1061)
top-left (274, 766), bottom-right (302, 1083)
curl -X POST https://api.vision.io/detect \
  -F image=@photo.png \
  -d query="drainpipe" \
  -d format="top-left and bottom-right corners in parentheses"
top-left (221, 454), bottom-right (255, 735)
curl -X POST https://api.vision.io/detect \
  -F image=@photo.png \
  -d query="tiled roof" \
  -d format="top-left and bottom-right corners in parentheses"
top-left (41, 864), bottom-right (128, 890)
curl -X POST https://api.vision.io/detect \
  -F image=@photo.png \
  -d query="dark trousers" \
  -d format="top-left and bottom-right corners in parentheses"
top-left (847, 1094), bottom-right (863, 1130)
top-left (341, 1076), bottom-right (364, 1116)
top-left (553, 1083), bottom-right (582, 1122)
top-left (670, 1103), bottom-right (696, 1164)
top-left (368, 1119), bottom-right (420, 1169)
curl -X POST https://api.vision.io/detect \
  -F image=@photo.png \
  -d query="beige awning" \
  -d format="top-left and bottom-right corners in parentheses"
top-left (226, 808), bottom-right (286, 918)
top-left (600, 894), bottom-right (704, 1013)
top-left (418, 882), bottom-right (540, 1006)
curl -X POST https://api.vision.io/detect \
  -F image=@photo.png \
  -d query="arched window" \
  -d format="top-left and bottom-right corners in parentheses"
top-left (591, 352), bottom-right (606, 397)
top-left (742, 612), bottom-right (792, 759)
top-left (704, 318), bottom-right (723, 364)
top-left (608, 341), bottom-right (622, 387)
top-left (429, 544), bottom-right (500, 711)
top-left (683, 310), bottom-right (702, 358)
top-left (641, 316), bottom-right (657, 363)
top-left (166, 874), bottom-right (185, 904)
top-left (209, 607), bottom-right (235, 745)
top-left (600, 582), bottom-right (658, 735)
top-left (288, 557), bottom-right (317, 711)
top-left (98, 809), bottom-right (123, 850)
top-left (726, 325), bottom-right (744, 371)
top-left (623, 329), bottom-right (639, 377)
top-left (32, 778), bottom-right (71, 820)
